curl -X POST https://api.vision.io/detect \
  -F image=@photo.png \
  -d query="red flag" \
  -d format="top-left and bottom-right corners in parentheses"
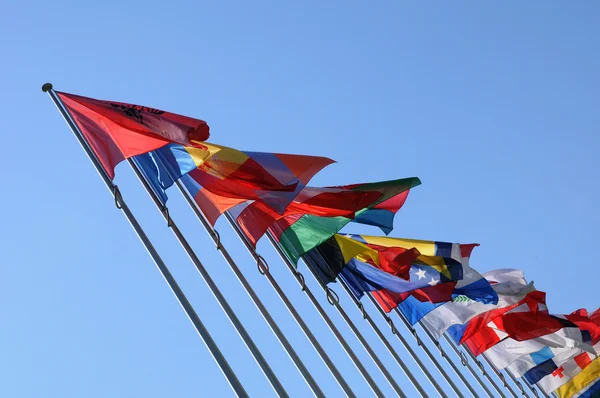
top-left (372, 282), bottom-right (458, 312)
top-left (459, 290), bottom-right (547, 345)
top-left (464, 294), bottom-right (600, 356)
top-left (235, 179), bottom-right (418, 246)
top-left (58, 92), bottom-right (209, 179)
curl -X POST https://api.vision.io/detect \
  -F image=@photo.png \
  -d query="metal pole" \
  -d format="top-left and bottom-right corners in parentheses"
top-left (223, 212), bottom-right (382, 398)
top-left (217, 210), bottom-right (356, 398)
top-left (128, 160), bottom-right (291, 397)
top-left (336, 280), bottom-right (427, 397)
top-left (364, 301), bottom-right (470, 397)
top-left (166, 179), bottom-right (336, 397)
top-left (43, 83), bottom-right (249, 398)
top-left (480, 352), bottom-right (520, 398)
top-left (441, 333), bottom-right (505, 398)
top-left (520, 375), bottom-right (542, 398)
top-left (337, 278), bottom-right (438, 397)
top-left (264, 231), bottom-right (393, 398)
top-left (504, 367), bottom-right (529, 397)
top-left (396, 314), bottom-right (478, 397)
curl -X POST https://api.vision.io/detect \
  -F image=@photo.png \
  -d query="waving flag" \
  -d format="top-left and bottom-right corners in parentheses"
top-left (462, 291), bottom-right (548, 355)
top-left (299, 234), bottom-right (467, 305)
top-left (231, 179), bottom-right (416, 246)
top-left (509, 346), bottom-right (580, 378)
top-left (484, 325), bottom-right (595, 370)
top-left (555, 356), bottom-right (600, 398)
top-left (350, 235), bottom-right (472, 279)
top-left (302, 234), bottom-right (418, 283)
top-left (302, 235), bottom-right (432, 296)
top-left (268, 178), bottom-right (421, 263)
top-left (370, 240), bottom-right (477, 312)
top-left (457, 284), bottom-right (545, 345)
top-left (466, 305), bottom-right (600, 357)
top-left (408, 268), bottom-right (532, 340)
top-left (507, 310), bottom-right (600, 378)
top-left (524, 343), bottom-right (599, 395)
top-left (58, 92), bottom-right (210, 179)
top-left (136, 142), bottom-right (334, 213)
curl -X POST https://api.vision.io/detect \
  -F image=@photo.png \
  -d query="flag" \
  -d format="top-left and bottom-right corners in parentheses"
top-left (484, 326), bottom-right (595, 370)
top-left (269, 178), bottom-right (421, 263)
top-left (555, 356), bottom-right (600, 398)
top-left (524, 343), bottom-right (599, 395)
top-left (408, 268), bottom-right (532, 340)
top-left (302, 234), bottom-right (421, 285)
top-left (231, 179), bottom-right (416, 246)
top-left (135, 142), bottom-right (334, 213)
top-left (350, 235), bottom-right (473, 279)
top-left (508, 345), bottom-right (580, 378)
top-left (372, 283), bottom-right (458, 312)
top-left (57, 91), bottom-right (210, 179)
top-left (187, 149), bottom-right (334, 214)
top-left (457, 283), bottom-right (544, 345)
top-left (506, 313), bottom-right (599, 378)
top-left (461, 291), bottom-right (548, 355)
top-left (568, 378), bottom-right (600, 398)
top-left (299, 234), bottom-right (465, 304)
top-left (369, 239), bottom-right (477, 312)
top-left (465, 305), bottom-right (600, 357)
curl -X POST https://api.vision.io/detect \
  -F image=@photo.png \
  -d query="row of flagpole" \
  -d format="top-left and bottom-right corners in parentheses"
top-left (43, 84), bottom-right (250, 397)
top-left (176, 181), bottom-right (356, 397)
top-left (45, 83), bottom-right (555, 398)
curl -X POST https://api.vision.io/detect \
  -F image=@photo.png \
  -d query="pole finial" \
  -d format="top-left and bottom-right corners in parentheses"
top-left (41, 83), bottom-right (53, 92)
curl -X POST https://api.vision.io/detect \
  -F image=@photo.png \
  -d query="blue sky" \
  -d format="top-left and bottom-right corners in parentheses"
top-left (2, 1), bottom-right (599, 397)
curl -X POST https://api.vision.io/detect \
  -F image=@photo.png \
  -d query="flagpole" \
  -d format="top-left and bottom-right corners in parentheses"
top-left (440, 333), bottom-right (506, 397)
top-left (479, 352), bottom-right (521, 398)
top-left (533, 380), bottom-right (549, 398)
top-left (372, 303), bottom-right (477, 397)
top-left (127, 160), bottom-right (295, 398)
top-left (226, 214), bottom-right (393, 398)
top-left (520, 374), bottom-right (542, 398)
top-left (504, 367), bottom-right (529, 397)
top-left (337, 278), bottom-right (447, 396)
top-left (169, 180), bottom-right (346, 398)
top-left (264, 230), bottom-right (405, 398)
top-left (382, 303), bottom-right (477, 397)
top-left (42, 83), bottom-right (249, 398)
top-left (337, 281), bottom-right (430, 397)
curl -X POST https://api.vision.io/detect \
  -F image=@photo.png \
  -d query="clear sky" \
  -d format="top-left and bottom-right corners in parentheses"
top-left (2, 1), bottom-right (599, 397)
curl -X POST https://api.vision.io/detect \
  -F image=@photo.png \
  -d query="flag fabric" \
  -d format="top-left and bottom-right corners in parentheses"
top-left (349, 235), bottom-right (472, 280)
top-left (301, 234), bottom-right (420, 285)
top-left (186, 149), bottom-right (334, 214)
top-left (341, 258), bottom-right (458, 301)
top-left (555, 356), bottom-right (600, 398)
top-left (507, 310), bottom-right (600, 377)
top-left (524, 343), bottom-right (599, 395)
top-left (569, 379), bottom-right (600, 398)
top-left (268, 178), bottom-right (421, 263)
top-left (484, 325), bottom-right (595, 370)
top-left (465, 305), bottom-right (599, 357)
top-left (410, 268), bottom-right (532, 340)
top-left (135, 142), bottom-right (334, 213)
top-left (58, 91), bottom-right (210, 179)
top-left (368, 239), bottom-right (477, 312)
top-left (461, 291), bottom-right (548, 355)
top-left (457, 286), bottom-right (545, 345)
top-left (508, 345), bottom-right (580, 378)
top-left (299, 234), bottom-right (467, 304)
top-left (302, 234), bottom-right (445, 295)
top-left (231, 179), bottom-right (416, 246)
top-left (372, 283), bottom-right (459, 312)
